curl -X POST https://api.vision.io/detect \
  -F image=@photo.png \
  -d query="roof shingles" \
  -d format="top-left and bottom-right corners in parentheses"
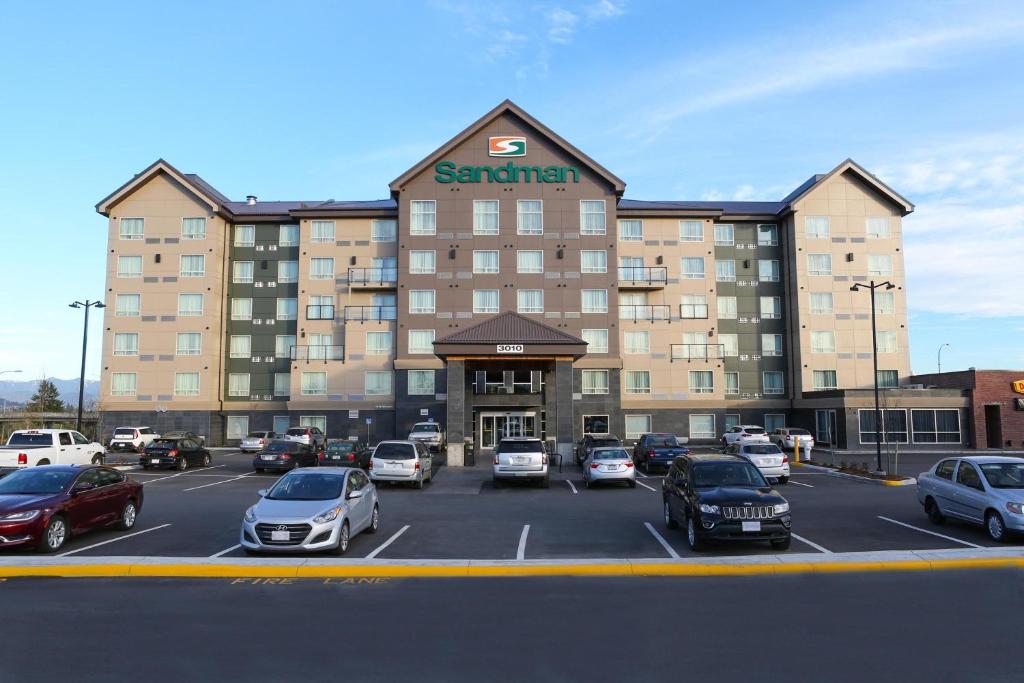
top-left (435, 311), bottom-right (586, 345)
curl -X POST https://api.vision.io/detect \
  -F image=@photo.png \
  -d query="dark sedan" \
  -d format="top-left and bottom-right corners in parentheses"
top-left (140, 437), bottom-right (212, 471)
top-left (0, 465), bottom-right (144, 553)
top-left (253, 440), bottom-right (319, 473)
top-left (320, 439), bottom-right (370, 468)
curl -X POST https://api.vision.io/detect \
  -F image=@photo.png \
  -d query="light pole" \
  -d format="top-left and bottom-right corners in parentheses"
top-left (851, 280), bottom-right (895, 473)
top-left (69, 301), bottom-right (105, 432)
top-left (937, 343), bottom-right (950, 373)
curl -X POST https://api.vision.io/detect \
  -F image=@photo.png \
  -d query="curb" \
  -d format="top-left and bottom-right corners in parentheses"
top-left (792, 462), bottom-right (915, 486)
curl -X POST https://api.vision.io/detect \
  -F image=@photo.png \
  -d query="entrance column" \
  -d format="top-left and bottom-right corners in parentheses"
top-left (446, 359), bottom-right (466, 466)
top-left (553, 359), bottom-right (575, 462)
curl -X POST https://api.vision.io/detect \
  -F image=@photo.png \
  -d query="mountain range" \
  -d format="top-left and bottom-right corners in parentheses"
top-left (0, 378), bottom-right (100, 408)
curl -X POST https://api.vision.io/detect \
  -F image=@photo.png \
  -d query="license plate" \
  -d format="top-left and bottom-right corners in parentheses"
top-left (512, 456), bottom-right (529, 464)
top-left (150, 459), bottom-right (160, 464)
top-left (271, 530), bottom-right (289, 541)
top-left (742, 521), bottom-right (761, 533)
top-left (261, 455), bottom-right (276, 461)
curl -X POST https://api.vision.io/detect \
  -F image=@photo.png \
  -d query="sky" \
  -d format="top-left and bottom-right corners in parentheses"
top-left (1, 0), bottom-right (1022, 381)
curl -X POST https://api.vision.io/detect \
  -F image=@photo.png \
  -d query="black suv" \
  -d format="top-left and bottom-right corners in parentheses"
top-left (576, 434), bottom-right (622, 465)
top-left (662, 454), bottom-right (791, 551)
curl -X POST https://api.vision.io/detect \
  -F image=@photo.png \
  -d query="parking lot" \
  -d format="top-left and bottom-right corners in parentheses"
top-left (6, 447), bottom-right (1018, 561)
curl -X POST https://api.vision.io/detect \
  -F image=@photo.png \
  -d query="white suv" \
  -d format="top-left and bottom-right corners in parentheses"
top-left (721, 425), bottom-right (771, 448)
top-left (109, 426), bottom-right (160, 452)
top-left (493, 438), bottom-right (549, 488)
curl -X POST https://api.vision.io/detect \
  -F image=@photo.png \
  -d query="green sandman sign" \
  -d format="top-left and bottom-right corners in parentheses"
top-left (434, 160), bottom-right (579, 184)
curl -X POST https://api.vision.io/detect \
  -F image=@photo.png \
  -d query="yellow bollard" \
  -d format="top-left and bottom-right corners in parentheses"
top-left (793, 435), bottom-right (800, 464)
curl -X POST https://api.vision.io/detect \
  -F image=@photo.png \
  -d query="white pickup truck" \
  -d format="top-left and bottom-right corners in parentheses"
top-left (0, 429), bottom-right (106, 468)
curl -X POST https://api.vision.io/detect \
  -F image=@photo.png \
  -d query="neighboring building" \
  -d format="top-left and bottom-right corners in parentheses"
top-left (95, 99), bottom-right (964, 455)
top-left (909, 370), bottom-right (1024, 449)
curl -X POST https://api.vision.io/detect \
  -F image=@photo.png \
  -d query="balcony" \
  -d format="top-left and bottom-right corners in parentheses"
top-left (618, 304), bottom-right (671, 322)
top-left (290, 345), bottom-right (345, 363)
top-left (306, 304), bottom-right (335, 321)
top-left (679, 303), bottom-right (709, 319)
top-left (618, 266), bottom-right (668, 290)
top-left (348, 267), bottom-right (397, 289)
top-left (344, 305), bottom-right (397, 322)
top-left (671, 344), bottom-right (726, 361)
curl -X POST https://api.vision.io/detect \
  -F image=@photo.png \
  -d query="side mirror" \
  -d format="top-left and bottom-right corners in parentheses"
top-left (257, 489), bottom-right (268, 497)
top-left (346, 489), bottom-right (363, 500)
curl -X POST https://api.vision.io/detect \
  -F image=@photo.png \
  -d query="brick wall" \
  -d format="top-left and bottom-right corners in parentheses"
top-left (911, 370), bottom-right (1024, 448)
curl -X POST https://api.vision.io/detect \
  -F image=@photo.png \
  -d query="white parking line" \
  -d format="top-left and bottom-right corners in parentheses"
top-left (788, 480), bottom-right (814, 488)
top-left (365, 525), bottom-right (411, 559)
top-left (644, 522), bottom-right (680, 558)
top-left (183, 472), bottom-right (253, 492)
top-left (877, 515), bottom-right (983, 549)
top-left (210, 544), bottom-right (241, 558)
top-left (517, 524), bottom-right (530, 560)
top-left (140, 465), bottom-right (227, 483)
top-left (634, 479), bottom-right (657, 492)
top-left (791, 533), bottom-right (832, 554)
top-left (58, 524), bottom-right (172, 557)
top-left (566, 480), bottom-right (578, 494)
top-left (133, 472), bottom-right (237, 478)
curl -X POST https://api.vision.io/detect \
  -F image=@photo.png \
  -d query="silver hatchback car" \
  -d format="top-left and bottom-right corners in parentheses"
top-left (917, 456), bottom-right (1024, 542)
top-left (582, 447), bottom-right (636, 488)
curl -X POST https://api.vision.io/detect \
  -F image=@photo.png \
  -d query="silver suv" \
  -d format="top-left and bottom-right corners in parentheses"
top-left (408, 422), bottom-right (445, 453)
top-left (284, 426), bottom-right (326, 450)
top-left (493, 438), bottom-right (549, 488)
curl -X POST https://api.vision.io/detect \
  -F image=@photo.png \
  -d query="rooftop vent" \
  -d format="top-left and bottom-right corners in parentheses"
top-left (246, 195), bottom-right (257, 205)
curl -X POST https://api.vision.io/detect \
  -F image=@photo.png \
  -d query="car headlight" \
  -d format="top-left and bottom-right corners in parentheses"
top-left (1007, 502), bottom-right (1023, 515)
top-left (774, 502), bottom-right (790, 516)
top-left (244, 506), bottom-right (258, 523)
top-left (698, 503), bottom-right (720, 515)
top-left (0, 509), bottom-right (41, 522)
top-left (313, 506), bottom-right (342, 524)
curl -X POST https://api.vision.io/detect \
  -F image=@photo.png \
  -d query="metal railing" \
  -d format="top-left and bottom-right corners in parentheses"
top-left (348, 267), bottom-right (397, 285)
top-left (344, 306), bottom-right (397, 321)
top-left (306, 304), bottom-right (335, 320)
top-left (670, 344), bottom-right (726, 361)
top-left (618, 304), bottom-right (671, 321)
top-left (290, 345), bottom-right (345, 362)
top-left (679, 303), bottom-right (709, 319)
top-left (617, 266), bottom-right (668, 284)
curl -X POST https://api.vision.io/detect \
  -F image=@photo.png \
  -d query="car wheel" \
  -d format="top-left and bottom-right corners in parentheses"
top-left (925, 497), bottom-right (946, 525)
top-left (770, 535), bottom-right (791, 551)
top-left (986, 511), bottom-right (1008, 542)
top-left (177, 457), bottom-right (188, 472)
top-left (777, 476), bottom-right (789, 485)
top-left (201, 454), bottom-right (211, 467)
top-left (686, 516), bottom-right (705, 552)
top-left (664, 499), bottom-right (679, 529)
top-left (118, 501), bottom-right (138, 531)
top-left (331, 521), bottom-right (351, 555)
top-left (37, 515), bottom-right (68, 553)
top-left (36, 459), bottom-right (50, 466)
top-left (91, 453), bottom-right (104, 465)
top-left (367, 505), bottom-right (380, 534)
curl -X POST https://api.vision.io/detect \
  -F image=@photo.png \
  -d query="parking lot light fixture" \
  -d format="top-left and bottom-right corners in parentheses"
top-left (69, 300), bottom-right (106, 432)
top-left (850, 281), bottom-right (895, 473)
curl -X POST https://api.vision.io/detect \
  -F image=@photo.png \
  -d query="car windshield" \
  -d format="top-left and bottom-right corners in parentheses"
top-left (788, 429), bottom-right (811, 436)
top-left (0, 469), bottom-right (76, 494)
top-left (264, 441), bottom-right (293, 453)
top-left (693, 462), bottom-right (768, 488)
top-left (113, 429), bottom-right (136, 437)
top-left (267, 473), bottom-right (345, 501)
top-left (7, 433), bottom-right (52, 446)
top-left (327, 442), bottom-right (354, 453)
top-left (647, 435), bottom-right (678, 448)
top-left (413, 424), bottom-right (440, 433)
top-left (979, 463), bottom-right (1024, 489)
top-left (499, 441), bottom-right (543, 454)
top-left (593, 449), bottom-right (630, 460)
top-left (374, 443), bottom-right (415, 459)
top-left (744, 428), bottom-right (765, 434)
top-left (745, 445), bottom-right (782, 455)
top-left (246, 432), bottom-right (266, 438)
top-left (149, 439), bottom-right (178, 448)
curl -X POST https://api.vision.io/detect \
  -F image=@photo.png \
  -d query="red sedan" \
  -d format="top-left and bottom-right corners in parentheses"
top-left (0, 465), bottom-right (144, 553)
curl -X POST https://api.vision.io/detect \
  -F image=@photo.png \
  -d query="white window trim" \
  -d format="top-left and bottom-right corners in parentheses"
top-left (688, 414), bottom-right (716, 440)
top-left (581, 370), bottom-right (609, 395)
top-left (582, 329), bottom-right (609, 354)
top-left (118, 217), bottom-right (144, 240)
top-left (408, 330), bottom-right (435, 355)
top-left (409, 250), bottom-right (436, 275)
top-left (407, 369), bottom-right (436, 396)
top-left (516, 200), bottom-right (544, 235)
top-left (177, 293), bottom-right (204, 317)
top-left (473, 250), bottom-right (500, 274)
top-left (473, 200), bottom-right (500, 235)
top-left (516, 250), bottom-right (544, 274)
top-left (179, 254), bottom-right (206, 278)
top-left (625, 414), bottom-right (652, 439)
top-left (310, 220), bottom-right (336, 244)
top-left (372, 219), bottom-right (397, 242)
top-left (234, 224), bottom-right (255, 247)
top-left (181, 217), bottom-right (207, 240)
top-left (473, 290), bottom-right (499, 314)
top-left (175, 332), bottom-right (202, 357)
top-left (580, 200), bottom-right (607, 235)
top-left (173, 372), bottom-right (201, 397)
top-left (618, 219), bottom-right (643, 242)
top-left (582, 415), bottom-right (611, 435)
top-left (117, 255), bottom-right (143, 278)
top-left (408, 290), bottom-right (436, 314)
top-left (410, 200), bottom-right (437, 236)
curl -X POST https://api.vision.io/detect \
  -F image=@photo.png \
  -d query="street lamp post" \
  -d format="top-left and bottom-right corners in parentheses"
top-left (69, 301), bottom-right (105, 432)
top-left (850, 280), bottom-right (895, 473)
top-left (937, 343), bottom-right (950, 373)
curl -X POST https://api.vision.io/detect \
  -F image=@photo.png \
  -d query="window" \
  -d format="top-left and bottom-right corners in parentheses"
top-left (174, 372), bottom-right (200, 396)
top-left (272, 416), bottom-right (290, 434)
top-left (763, 371), bottom-right (784, 395)
top-left (278, 261), bottom-right (298, 283)
top-left (113, 333), bottom-right (138, 356)
top-left (517, 251), bottom-right (543, 274)
top-left (228, 373), bottom-right (250, 397)
top-left (868, 255), bottom-right (893, 275)
top-left (473, 250), bottom-right (499, 274)
top-left (810, 292), bottom-right (833, 315)
top-left (620, 293), bottom-right (646, 320)
top-left (580, 200), bottom-right (606, 235)
top-left (582, 370), bottom-right (609, 395)
top-left (874, 291), bottom-right (896, 315)
top-left (275, 335), bottom-right (296, 359)
top-left (680, 220), bottom-right (703, 242)
top-left (714, 224), bottom-right (734, 246)
top-left (812, 370), bottom-right (838, 390)
top-left (229, 335), bottom-right (251, 358)
top-left (311, 220), bottom-right (335, 243)
top-left (517, 200), bottom-right (543, 235)
top-left (581, 289), bottom-right (608, 313)
top-left (115, 293), bottom-right (140, 316)
top-left (277, 297), bottom-right (298, 321)
top-left (176, 332), bottom-right (201, 356)
top-left (408, 370), bottom-right (435, 396)
top-left (365, 331), bottom-right (392, 356)
top-left (760, 296), bottom-right (781, 319)
top-left (307, 334), bottom-right (333, 360)
top-left (299, 416), bottom-right (327, 432)
top-left (111, 372), bottom-right (136, 396)
top-left (625, 415), bottom-right (652, 439)
top-left (689, 415), bottom-right (715, 440)
top-left (182, 217), bottom-right (206, 240)
top-left (177, 293), bottom-right (203, 317)
top-left (867, 217), bottom-right (891, 239)
top-left (310, 257), bottom-right (334, 280)
top-left (624, 330), bottom-right (649, 354)
top-left (231, 298), bottom-right (252, 321)
top-left (409, 200), bottom-right (436, 235)
top-left (912, 409), bottom-right (961, 443)
top-left (810, 331), bottom-right (835, 354)
top-left (301, 372), bottom-right (327, 395)
top-left (473, 200), bottom-right (499, 235)
top-left (764, 414), bottom-right (786, 432)
top-left (805, 216), bottom-right (829, 238)
top-left (517, 289), bottom-right (543, 314)
top-left (273, 373), bottom-right (290, 397)
top-left (859, 409), bottom-right (908, 443)
top-left (723, 414), bottom-right (741, 432)
top-left (473, 290), bottom-right (499, 313)
top-left (619, 219), bottom-right (642, 241)
top-left (762, 334), bottom-right (783, 356)
top-left (409, 250), bottom-right (435, 274)
top-left (226, 416), bottom-right (249, 440)
top-left (757, 224), bottom-right (779, 246)
top-left (233, 261), bottom-right (254, 283)
top-left (371, 219), bottom-right (396, 242)
top-left (408, 329), bottom-right (435, 354)
top-left (278, 224), bottom-right (299, 247)
top-left (758, 260), bottom-right (780, 282)
top-left (117, 256), bottom-right (142, 278)
top-left (581, 251), bottom-right (607, 273)
top-left (119, 218), bottom-right (144, 240)
top-left (179, 255), bottom-right (205, 278)
top-left (409, 290), bottom-right (435, 314)
top-left (681, 257), bottom-right (705, 279)
top-left (719, 333), bottom-right (739, 357)
top-left (583, 415), bottom-right (610, 434)
top-left (877, 370), bottom-right (899, 388)
top-left (725, 372), bottom-right (739, 395)
top-left (234, 225), bottom-right (255, 247)
top-left (582, 329), bottom-right (608, 353)
top-left (717, 296), bottom-right (737, 319)
top-left (689, 371), bottom-right (713, 393)
top-left (625, 370), bottom-right (651, 394)
top-left (807, 254), bottom-right (832, 276)
top-left (681, 294), bottom-right (708, 319)
top-left (365, 371), bottom-right (392, 396)
top-left (876, 331), bottom-right (898, 353)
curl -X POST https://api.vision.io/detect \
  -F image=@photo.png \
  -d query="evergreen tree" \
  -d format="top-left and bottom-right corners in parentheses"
top-left (28, 379), bottom-right (66, 412)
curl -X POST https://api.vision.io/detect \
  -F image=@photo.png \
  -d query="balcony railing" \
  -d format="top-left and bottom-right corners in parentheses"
top-left (671, 344), bottom-right (726, 361)
top-left (348, 268), bottom-right (397, 286)
top-left (618, 266), bottom-right (668, 285)
top-left (618, 304), bottom-right (671, 321)
top-left (290, 345), bottom-right (345, 363)
top-left (306, 304), bottom-right (335, 320)
top-left (679, 303), bottom-right (709, 319)
top-left (344, 305), bottom-right (397, 321)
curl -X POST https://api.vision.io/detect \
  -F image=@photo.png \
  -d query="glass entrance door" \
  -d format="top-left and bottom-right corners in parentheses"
top-left (479, 412), bottom-right (537, 449)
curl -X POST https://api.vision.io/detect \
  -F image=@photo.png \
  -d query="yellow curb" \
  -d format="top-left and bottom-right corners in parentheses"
top-left (128, 564), bottom-right (301, 578)
top-left (296, 564), bottom-right (469, 578)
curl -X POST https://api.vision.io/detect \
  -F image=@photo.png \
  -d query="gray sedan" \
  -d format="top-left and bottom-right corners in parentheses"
top-left (582, 447), bottom-right (637, 488)
top-left (917, 456), bottom-right (1024, 542)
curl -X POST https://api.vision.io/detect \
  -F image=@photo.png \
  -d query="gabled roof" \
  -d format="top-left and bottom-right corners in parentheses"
top-left (389, 99), bottom-right (626, 195)
top-left (781, 159), bottom-right (914, 216)
top-left (435, 311), bottom-right (586, 345)
top-left (95, 159), bottom-right (229, 216)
